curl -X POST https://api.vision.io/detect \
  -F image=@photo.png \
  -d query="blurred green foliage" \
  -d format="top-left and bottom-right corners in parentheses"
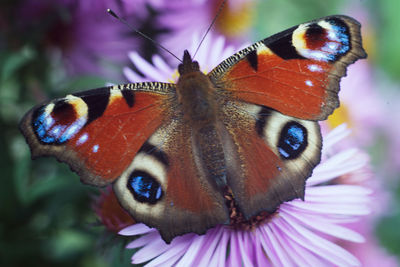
top-left (376, 182), bottom-right (400, 257)
top-left (1, 0), bottom-right (400, 266)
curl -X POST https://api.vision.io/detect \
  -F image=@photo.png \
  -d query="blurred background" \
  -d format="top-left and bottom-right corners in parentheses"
top-left (1, 0), bottom-right (400, 266)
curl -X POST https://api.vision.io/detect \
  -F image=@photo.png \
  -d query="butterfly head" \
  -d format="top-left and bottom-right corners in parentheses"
top-left (178, 50), bottom-right (200, 75)
top-left (176, 50), bottom-right (217, 124)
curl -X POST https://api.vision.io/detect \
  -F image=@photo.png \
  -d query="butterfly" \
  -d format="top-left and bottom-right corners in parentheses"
top-left (19, 15), bottom-right (366, 243)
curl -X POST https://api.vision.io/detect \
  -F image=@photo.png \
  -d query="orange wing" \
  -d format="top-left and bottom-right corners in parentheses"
top-left (220, 101), bottom-right (322, 220)
top-left (19, 82), bottom-right (174, 186)
top-left (113, 118), bottom-right (229, 243)
top-left (210, 15), bottom-right (366, 120)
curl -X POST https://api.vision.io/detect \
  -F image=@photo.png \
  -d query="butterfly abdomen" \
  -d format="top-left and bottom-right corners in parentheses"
top-left (194, 124), bottom-right (228, 189)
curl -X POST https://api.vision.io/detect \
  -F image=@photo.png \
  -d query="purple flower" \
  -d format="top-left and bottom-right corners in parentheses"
top-left (120, 35), bottom-right (372, 266)
top-left (17, 0), bottom-right (148, 76)
top-left (151, 0), bottom-right (255, 61)
top-left (124, 33), bottom-right (236, 83)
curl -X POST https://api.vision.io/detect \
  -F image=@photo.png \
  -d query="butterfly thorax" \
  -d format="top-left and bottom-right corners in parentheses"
top-left (176, 50), bottom-right (218, 125)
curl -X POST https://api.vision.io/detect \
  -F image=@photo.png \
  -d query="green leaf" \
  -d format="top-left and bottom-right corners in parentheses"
top-left (376, 208), bottom-right (400, 257)
top-left (1, 46), bottom-right (36, 82)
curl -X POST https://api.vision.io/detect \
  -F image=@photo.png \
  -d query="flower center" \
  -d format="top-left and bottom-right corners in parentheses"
top-left (214, 1), bottom-right (254, 38)
top-left (327, 104), bottom-right (352, 129)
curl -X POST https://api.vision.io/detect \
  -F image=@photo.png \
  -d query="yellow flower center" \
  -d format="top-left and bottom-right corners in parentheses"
top-left (216, 2), bottom-right (254, 38)
top-left (327, 104), bottom-right (353, 129)
top-left (168, 70), bottom-right (180, 83)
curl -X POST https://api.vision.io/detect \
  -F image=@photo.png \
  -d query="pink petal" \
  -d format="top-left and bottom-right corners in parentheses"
top-left (126, 231), bottom-right (160, 249)
top-left (309, 149), bottom-right (365, 184)
top-left (278, 216), bottom-right (361, 266)
top-left (278, 227), bottom-right (324, 266)
top-left (128, 51), bottom-right (162, 80)
top-left (175, 234), bottom-right (206, 266)
top-left (322, 124), bottom-right (351, 151)
top-left (286, 201), bottom-right (370, 216)
top-left (152, 54), bottom-right (174, 79)
top-left (144, 234), bottom-right (193, 267)
top-left (261, 225), bottom-right (294, 267)
top-left (280, 209), bottom-right (365, 243)
top-left (146, 252), bottom-right (182, 267)
top-left (237, 231), bottom-right (255, 267)
top-left (131, 237), bottom-right (170, 264)
top-left (210, 228), bottom-right (229, 266)
top-left (270, 223), bottom-right (310, 266)
top-left (195, 226), bottom-right (224, 266)
top-left (227, 230), bottom-right (241, 267)
top-left (305, 185), bottom-right (372, 198)
top-left (123, 66), bottom-right (148, 82)
top-left (254, 230), bottom-right (271, 266)
top-left (119, 223), bottom-right (153, 236)
top-left (208, 36), bottom-right (225, 69)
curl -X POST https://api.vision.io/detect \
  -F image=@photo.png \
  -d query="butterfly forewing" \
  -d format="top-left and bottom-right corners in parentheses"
top-left (19, 83), bottom-right (175, 186)
top-left (209, 15), bottom-right (367, 121)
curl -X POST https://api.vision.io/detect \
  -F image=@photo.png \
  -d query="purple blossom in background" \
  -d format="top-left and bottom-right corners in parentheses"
top-left (333, 62), bottom-right (385, 144)
top-left (151, 0), bottom-right (255, 61)
top-left (322, 5), bottom-right (385, 148)
top-left (17, 0), bottom-right (149, 76)
top-left (321, 6), bottom-right (399, 263)
top-left (382, 82), bottom-right (400, 171)
top-left (124, 33), bottom-right (236, 83)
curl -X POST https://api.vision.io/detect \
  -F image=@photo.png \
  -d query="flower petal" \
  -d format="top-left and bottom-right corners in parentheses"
top-left (119, 223), bottom-right (153, 236)
top-left (280, 209), bottom-right (365, 243)
top-left (278, 216), bottom-right (361, 266)
top-left (126, 231), bottom-right (159, 249)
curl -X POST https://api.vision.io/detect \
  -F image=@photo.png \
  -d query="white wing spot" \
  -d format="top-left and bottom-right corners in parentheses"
top-left (92, 144), bottom-right (99, 153)
top-left (308, 64), bottom-right (323, 72)
top-left (77, 133), bottom-right (89, 145)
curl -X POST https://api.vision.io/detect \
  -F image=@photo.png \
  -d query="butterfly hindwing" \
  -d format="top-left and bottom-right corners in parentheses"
top-left (210, 15), bottom-right (367, 120)
top-left (19, 83), bottom-right (175, 186)
top-left (219, 101), bottom-right (322, 219)
top-left (113, 117), bottom-right (229, 243)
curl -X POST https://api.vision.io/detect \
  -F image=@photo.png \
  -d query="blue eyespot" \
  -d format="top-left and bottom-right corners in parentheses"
top-left (324, 19), bottom-right (350, 61)
top-left (278, 122), bottom-right (307, 159)
top-left (33, 106), bottom-right (57, 144)
top-left (32, 101), bottom-right (87, 145)
top-left (128, 171), bottom-right (163, 204)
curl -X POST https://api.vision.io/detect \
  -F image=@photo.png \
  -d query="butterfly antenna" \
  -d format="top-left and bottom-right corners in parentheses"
top-left (193, 0), bottom-right (227, 59)
top-left (107, 9), bottom-right (182, 63)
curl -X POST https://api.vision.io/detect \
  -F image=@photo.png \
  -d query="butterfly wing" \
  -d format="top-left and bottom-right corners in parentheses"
top-left (113, 116), bottom-right (229, 243)
top-left (21, 81), bottom-right (230, 243)
top-left (19, 83), bottom-right (175, 186)
top-left (207, 15), bottom-right (366, 219)
top-left (209, 15), bottom-right (367, 120)
top-left (219, 100), bottom-right (321, 219)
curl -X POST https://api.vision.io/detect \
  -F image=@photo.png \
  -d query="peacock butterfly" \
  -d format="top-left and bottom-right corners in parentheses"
top-left (19, 15), bottom-right (366, 243)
